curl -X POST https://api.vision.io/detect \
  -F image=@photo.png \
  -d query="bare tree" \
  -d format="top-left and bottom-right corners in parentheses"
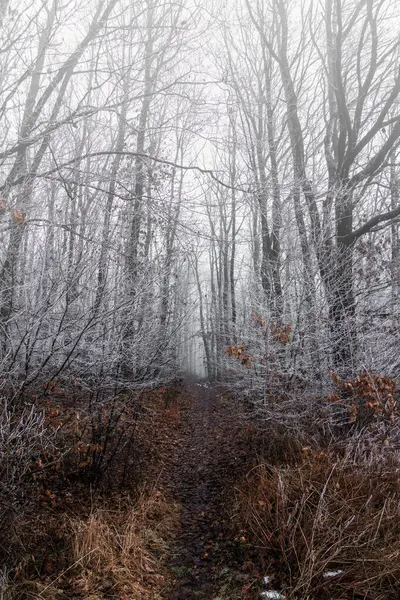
top-left (244, 0), bottom-right (400, 373)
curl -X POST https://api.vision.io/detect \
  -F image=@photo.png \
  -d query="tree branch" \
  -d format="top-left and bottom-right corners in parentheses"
top-left (1, 150), bottom-right (251, 194)
top-left (352, 203), bottom-right (400, 242)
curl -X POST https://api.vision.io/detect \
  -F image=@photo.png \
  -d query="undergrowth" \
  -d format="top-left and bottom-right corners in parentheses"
top-left (234, 370), bottom-right (400, 600)
top-left (0, 381), bottom-right (183, 600)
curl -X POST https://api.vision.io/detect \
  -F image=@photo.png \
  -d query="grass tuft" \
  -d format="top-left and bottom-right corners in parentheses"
top-left (69, 490), bottom-right (178, 598)
top-left (235, 415), bottom-right (400, 599)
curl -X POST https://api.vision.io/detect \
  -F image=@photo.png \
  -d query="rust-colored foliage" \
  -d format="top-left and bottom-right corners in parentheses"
top-left (251, 312), bottom-right (265, 327)
top-left (13, 209), bottom-right (25, 223)
top-left (226, 344), bottom-right (246, 358)
top-left (240, 353), bottom-right (252, 367)
top-left (271, 321), bottom-right (292, 344)
top-left (226, 345), bottom-right (252, 367)
top-left (42, 378), bottom-right (66, 397)
top-left (328, 369), bottom-right (398, 426)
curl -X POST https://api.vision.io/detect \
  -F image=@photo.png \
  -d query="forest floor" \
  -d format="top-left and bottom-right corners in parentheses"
top-left (3, 381), bottom-right (263, 600)
top-left (7, 377), bottom-right (399, 599)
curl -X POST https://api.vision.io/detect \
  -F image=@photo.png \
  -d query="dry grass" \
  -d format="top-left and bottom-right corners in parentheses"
top-left (230, 372), bottom-right (400, 599)
top-left (68, 489), bottom-right (178, 598)
top-left (0, 567), bottom-right (14, 600)
top-left (1, 383), bottom-right (183, 600)
top-left (236, 444), bottom-right (400, 600)
top-left (7, 490), bottom-right (179, 600)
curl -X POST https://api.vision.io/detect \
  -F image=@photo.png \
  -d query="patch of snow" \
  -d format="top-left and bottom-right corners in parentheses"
top-left (263, 575), bottom-right (272, 585)
top-left (260, 592), bottom-right (286, 600)
top-left (323, 570), bottom-right (344, 578)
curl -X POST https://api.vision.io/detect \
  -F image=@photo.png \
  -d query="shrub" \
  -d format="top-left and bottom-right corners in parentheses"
top-left (68, 490), bottom-right (178, 598)
top-left (236, 445), bottom-right (400, 599)
top-left (328, 370), bottom-right (399, 429)
top-left (0, 400), bottom-right (53, 495)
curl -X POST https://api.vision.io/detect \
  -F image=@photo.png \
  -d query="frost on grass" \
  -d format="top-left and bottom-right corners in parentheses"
top-left (260, 591), bottom-right (286, 600)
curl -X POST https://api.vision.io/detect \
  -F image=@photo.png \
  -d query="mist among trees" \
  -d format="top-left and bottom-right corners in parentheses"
top-left (0, 0), bottom-right (398, 389)
top-left (2, 0), bottom-right (400, 598)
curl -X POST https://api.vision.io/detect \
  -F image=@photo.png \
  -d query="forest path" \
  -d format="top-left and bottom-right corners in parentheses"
top-left (162, 382), bottom-right (257, 600)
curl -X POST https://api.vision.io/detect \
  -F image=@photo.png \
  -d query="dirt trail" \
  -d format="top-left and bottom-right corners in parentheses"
top-left (163, 382), bottom-right (255, 600)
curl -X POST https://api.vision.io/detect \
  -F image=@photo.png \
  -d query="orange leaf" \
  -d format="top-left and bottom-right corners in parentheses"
top-left (13, 210), bottom-right (25, 223)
